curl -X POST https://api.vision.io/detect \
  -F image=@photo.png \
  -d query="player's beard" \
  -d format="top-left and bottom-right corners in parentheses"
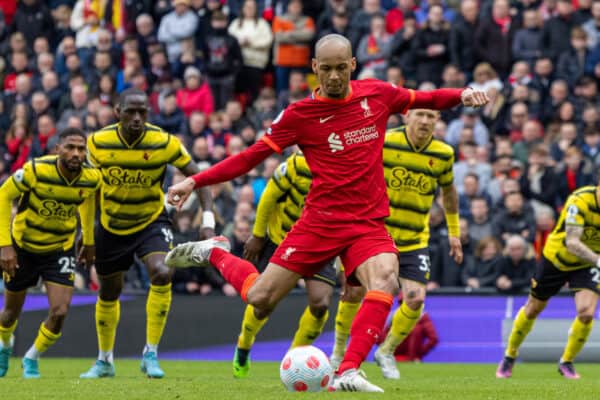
top-left (325, 83), bottom-right (346, 98)
top-left (62, 157), bottom-right (82, 173)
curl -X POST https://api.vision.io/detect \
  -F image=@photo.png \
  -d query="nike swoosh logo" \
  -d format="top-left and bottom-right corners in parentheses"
top-left (320, 115), bottom-right (335, 123)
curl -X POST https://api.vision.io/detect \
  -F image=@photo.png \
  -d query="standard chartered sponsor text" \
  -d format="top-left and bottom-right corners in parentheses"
top-left (343, 125), bottom-right (378, 145)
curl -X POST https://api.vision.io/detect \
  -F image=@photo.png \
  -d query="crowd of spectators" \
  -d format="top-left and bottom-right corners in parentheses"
top-left (1, 0), bottom-right (599, 295)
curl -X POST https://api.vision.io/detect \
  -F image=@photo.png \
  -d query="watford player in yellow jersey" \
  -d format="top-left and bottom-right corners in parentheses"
top-left (497, 186), bottom-right (600, 380)
top-left (329, 109), bottom-right (463, 378)
top-left (0, 128), bottom-right (101, 378)
top-left (79, 89), bottom-right (214, 379)
top-left (232, 152), bottom-right (337, 378)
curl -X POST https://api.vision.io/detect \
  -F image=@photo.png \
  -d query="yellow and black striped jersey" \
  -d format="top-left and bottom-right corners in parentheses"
top-left (0, 155), bottom-right (101, 253)
top-left (253, 153), bottom-right (311, 244)
top-left (383, 126), bottom-right (455, 252)
top-left (544, 186), bottom-right (600, 271)
top-left (87, 122), bottom-right (192, 235)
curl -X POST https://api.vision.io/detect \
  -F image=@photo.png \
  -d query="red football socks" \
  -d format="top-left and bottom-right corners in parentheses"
top-left (337, 290), bottom-right (394, 374)
top-left (209, 248), bottom-right (259, 302)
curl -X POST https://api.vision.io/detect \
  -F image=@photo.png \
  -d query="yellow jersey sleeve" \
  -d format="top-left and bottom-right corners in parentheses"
top-left (272, 157), bottom-right (294, 193)
top-left (87, 134), bottom-right (101, 168)
top-left (11, 161), bottom-right (37, 192)
top-left (169, 135), bottom-right (192, 169)
top-left (253, 159), bottom-right (293, 238)
top-left (437, 153), bottom-right (455, 188)
top-left (0, 177), bottom-right (24, 246)
top-left (564, 195), bottom-right (588, 227)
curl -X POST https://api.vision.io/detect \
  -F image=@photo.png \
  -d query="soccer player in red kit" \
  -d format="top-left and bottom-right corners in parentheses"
top-left (165, 34), bottom-right (488, 392)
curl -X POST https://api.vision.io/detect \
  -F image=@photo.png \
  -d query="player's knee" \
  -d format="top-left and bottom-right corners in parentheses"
top-left (248, 290), bottom-right (276, 313)
top-left (150, 268), bottom-right (172, 286)
top-left (370, 269), bottom-right (399, 294)
top-left (577, 306), bottom-right (595, 324)
top-left (48, 304), bottom-right (69, 321)
top-left (404, 293), bottom-right (425, 311)
top-left (99, 285), bottom-right (122, 301)
top-left (308, 302), bottom-right (329, 319)
top-left (253, 307), bottom-right (271, 320)
top-left (343, 285), bottom-right (366, 303)
top-left (0, 310), bottom-right (19, 326)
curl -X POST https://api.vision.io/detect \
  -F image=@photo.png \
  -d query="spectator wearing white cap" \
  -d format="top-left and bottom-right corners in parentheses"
top-left (176, 66), bottom-right (215, 118)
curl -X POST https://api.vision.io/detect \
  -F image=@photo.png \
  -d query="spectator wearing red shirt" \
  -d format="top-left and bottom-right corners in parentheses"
top-left (5, 119), bottom-right (32, 172)
top-left (30, 114), bottom-right (57, 159)
top-left (378, 297), bottom-right (439, 362)
top-left (176, 66), bottom-right (214, 118)
top-left (0, 0), bottom-right (17, 25)
top-left (206, 111), bottom-right (232, 154)
top-left (555, 146), bottom-right (595, 207)
top-left (4, 51), bottom-right (31, 94)
top-left (385, 0), bottom-right (416, 34)
top-left (534, 206), bottom-right (556, 260)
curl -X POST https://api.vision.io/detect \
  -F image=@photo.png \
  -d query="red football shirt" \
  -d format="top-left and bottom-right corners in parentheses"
top-left (261, 79), bottom-right (417, 226)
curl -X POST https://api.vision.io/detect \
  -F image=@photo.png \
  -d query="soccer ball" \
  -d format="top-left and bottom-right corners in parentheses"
top-left (279, 345), bottom-right (333, 392)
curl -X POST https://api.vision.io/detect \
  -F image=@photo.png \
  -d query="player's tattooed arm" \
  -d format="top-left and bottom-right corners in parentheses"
top-left (441, 185), bottom-right (459, 215)
top-left (180, 162), bottom-right (215, 237)
top-left (565, 225), bottom-right (600, 265)
top-left (441, 184), bottom-right (463, 263)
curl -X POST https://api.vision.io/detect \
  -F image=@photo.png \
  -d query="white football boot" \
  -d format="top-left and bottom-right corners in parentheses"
top-left (329, 369), bottom-right (384, 392)
top-left (165, 236), bottom-right (231, 268)
top-left (374, 348), bottom-right (401, 379)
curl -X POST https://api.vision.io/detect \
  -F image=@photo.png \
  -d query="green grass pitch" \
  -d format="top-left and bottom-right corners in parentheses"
top-left (2, 359), bottom-right (600, 399)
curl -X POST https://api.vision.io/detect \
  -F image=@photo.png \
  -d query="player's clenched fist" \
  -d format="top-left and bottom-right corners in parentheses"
top-left (460, 88), bottom-right (489, 108)
top-left (0, 245), bottom-right (18, 277)
top-left (167, 177), bottom-right (196, 211)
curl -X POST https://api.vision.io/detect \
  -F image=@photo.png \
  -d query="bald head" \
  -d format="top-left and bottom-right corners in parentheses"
top-left (312, 34), bottom-right (355, 99)
top-left (315, 34), bottom-right (352, 59)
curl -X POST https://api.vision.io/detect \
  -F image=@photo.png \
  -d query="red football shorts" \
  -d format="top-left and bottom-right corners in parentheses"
top-left (270, 215), bottom-right (397, 285)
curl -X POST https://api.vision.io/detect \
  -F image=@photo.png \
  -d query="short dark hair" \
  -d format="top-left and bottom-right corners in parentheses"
top-left (471, 196), bottom-right (488, 204)
top-left (119, 87), bottom-right (147, 108)
top-left (505, 190), bottom-right (523, 199)
top-left (584, 125), bottom-right (600, 136)
top-left (58, 127), bottom-right (86, 142)
top-left (95, 50), bottom-right (111, 58)
top-left (464, 172), bottom-right (480, 182)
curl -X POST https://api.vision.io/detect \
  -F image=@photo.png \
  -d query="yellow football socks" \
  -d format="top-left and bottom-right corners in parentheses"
top-left (96, 298), bottom-right (120, 361)
top-left (331, 300), bottom-right (361, 359)
top-left (561, 317), bottom-right (594, 362)
top-left (25, 322), bottom-right (61, 359)
top-left (146, 283), bottom-right (172, 351)
top-left (0, 320), bottom-right (17, 347)
top-left (378, 302), bottom-right (423, 355)
top-left (237, 305), bottom-right (268, 350)
top-left (291, 306), bottom-right (329, 348)
top-left (505, 307), bottom-right (536, 358)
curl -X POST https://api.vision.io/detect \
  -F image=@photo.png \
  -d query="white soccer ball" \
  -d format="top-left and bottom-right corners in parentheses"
top-left (279, 345), bottom-right (333, 392)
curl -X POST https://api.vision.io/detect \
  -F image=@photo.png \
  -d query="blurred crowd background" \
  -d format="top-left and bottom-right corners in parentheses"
top-left (0, 0), bottom-right (598, 296)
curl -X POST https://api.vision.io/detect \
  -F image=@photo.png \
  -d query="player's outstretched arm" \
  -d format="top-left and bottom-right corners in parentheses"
top-left (565, 225), bottom-right (600, 266)
top-left (168, 140), bottom-right (275, 210)
top-left (441, 184), bottom-right (463, 264)
top-left (180, 161), bottom-right (216, 238)
top-left (0, 178), bottom-right (24, 277)
top-left (410, 88), bottom-right (489, 111)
